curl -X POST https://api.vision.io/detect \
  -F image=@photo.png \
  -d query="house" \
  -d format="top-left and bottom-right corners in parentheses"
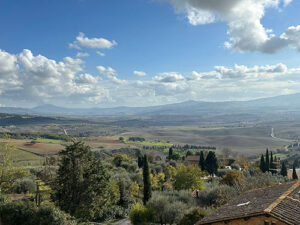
top-left (197, 181), bottom-right (300, 225)
top-left (185, 155), bottom-right (200, 166)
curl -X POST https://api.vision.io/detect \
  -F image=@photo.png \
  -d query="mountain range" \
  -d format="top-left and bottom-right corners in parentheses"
top-left (1, 93), bottom-right (300, 117)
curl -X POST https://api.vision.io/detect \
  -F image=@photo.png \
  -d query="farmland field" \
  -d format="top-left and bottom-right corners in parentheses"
top-left (0, 146), bottom-right (43, 166)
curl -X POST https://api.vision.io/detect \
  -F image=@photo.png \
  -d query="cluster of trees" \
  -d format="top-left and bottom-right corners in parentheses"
top-left (0, 132), bottom-right (71, 141)
top-left (259, 148), bottom-right (298, 180)
top-left (198, 151), bottom-right (218, 176)
top-left (128, 137), bottom-right (146, 142)
top-left (172, 144), bottom-right (216, 150)
top-left (259, 149), bottom-right (277, 173)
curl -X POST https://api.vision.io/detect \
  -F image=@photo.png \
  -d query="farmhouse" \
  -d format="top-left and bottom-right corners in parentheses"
top-left (197, 181), bottom-right (300, 225)
top-left (185, 155), bottom-right (200, 166)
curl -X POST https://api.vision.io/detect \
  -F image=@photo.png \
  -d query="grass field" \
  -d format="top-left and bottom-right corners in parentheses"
top-left (0, 147), bottom-right (44, 166)
top-left (125, 140), bottom-right (172, 147)
top-left (36, 138), bottom-right (64, 144)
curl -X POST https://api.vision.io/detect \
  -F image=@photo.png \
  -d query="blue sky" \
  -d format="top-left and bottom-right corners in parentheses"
top-left (0, 0), bottom-right (300, 107)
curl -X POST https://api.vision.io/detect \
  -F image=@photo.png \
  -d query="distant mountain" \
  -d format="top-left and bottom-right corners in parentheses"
top-left (1, 93), bottom-right (300, 117)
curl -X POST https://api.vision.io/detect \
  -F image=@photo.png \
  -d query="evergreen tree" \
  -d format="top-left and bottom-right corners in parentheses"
top-left (292, 164), bottom-right (298, 180)
top-left (280, 162), bottom-right (288, 177)
top-left (260, 154), bottom-right (266, 173)
top-left (270, 151), bottom-right (273, 167)
top-left (168, 147), bottom-right (173, 160)
top-left (265, 148), bottom-right (270, 172)
top-left (53, 142), bottom-right (111, 220)
top-left (199, 151), bottom-right (205, 171)
top-left (143, 155), bottom-right (151, 205)
top-left (136, 150), bottom-right (144, 168)
top-left (270, 151), bottom-right (276, 173)
top-left (186, 151), bottom-right (192, 157)
top-left (118, 180), bottom-right (131, 209)
top-left (204, 151), bottom-right (218, 176)
top-left (137, 155), bottom-right (143, 168)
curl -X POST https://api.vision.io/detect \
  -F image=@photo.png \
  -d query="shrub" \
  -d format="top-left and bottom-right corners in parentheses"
top-left (13, 177), bottom-right (36, 194)
top-left (147, 190), bottom-right (195, 224)
top-left (129, 203), bottom-right (154, 225)
top-left (220, 170), bottom-right (245, 186)
top-left (0, 201), bottom-right (70, 225)
top-left (180, 208), bottom-right (208, 225)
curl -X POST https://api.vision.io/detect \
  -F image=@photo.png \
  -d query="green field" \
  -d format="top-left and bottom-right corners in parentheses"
top-left (125, 140), bottom-right (172, 147)
top-left (0, 148), bottom-right (44, 166)
top-left (37, 138), bottom-right (64, 144)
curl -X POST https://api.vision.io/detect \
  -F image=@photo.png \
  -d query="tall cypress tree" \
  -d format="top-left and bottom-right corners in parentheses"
top-left (270, 151), bottom-right (273, 167)
top-left (265, 148), bottom-right (270, 172)
top-left (143, 155), bottom-right (151, 205)
top-left (205, 151), bottom-right (218, 176)
top-left (168, 147), bottom-right (173, 160)
top-left (292, 164), bottom-right (298, 180)
top-left (199, 151), bottom-right (205, 171)
top-left (260, 154), bottom-right (266, 173)
top-left (280, 162), bottom-right (287, 177)
top-left (270, 151), bottom-right (275, 173)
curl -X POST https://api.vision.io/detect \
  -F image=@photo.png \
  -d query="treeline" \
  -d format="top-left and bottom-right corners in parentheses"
top-left (0, 132), bottom-right (71, 141)
top-left (172, 144), bottom-right (216, 150)
top-left (128, 137), bottom-right (146, 142)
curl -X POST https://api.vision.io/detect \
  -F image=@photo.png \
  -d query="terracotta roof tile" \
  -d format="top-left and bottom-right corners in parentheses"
top-left (198, 182), bottom-right (299, 224)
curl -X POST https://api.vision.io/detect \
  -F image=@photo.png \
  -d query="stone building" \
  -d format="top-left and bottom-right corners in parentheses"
top-left (197, 181), bottom-right (300, 225)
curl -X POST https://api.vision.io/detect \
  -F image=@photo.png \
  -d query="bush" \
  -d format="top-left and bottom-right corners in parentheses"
top-left (129, 203), bottom-right (154, 225)
top-left (180, 208), bottom-right (208, 225)
top-left (13, 178), bottom-right (36, 194)
top-left (221, 170), bottom-right (245, 186)
top-left (147, 190), bottom-right (195, 225)
top-left (0, 201), bottom-right (70, 225)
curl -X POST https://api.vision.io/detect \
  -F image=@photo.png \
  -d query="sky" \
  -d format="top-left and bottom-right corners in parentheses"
top-left (0, 0), bottom-right (300, 108)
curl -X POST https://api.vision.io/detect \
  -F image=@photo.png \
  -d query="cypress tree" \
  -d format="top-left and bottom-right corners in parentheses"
top-left (260, 154), bottom-right (266, 173)
top-left (205, 151), bottom-right (218, 176)
top-left (265, 149), bottom-right (270, 172)
top-left (280, 162), bottom-right (288, 177)
top-left (137, 155), bottom-right (143, 168)
top-left (168, 147), bottom-right (173, 160)
top-left (199, 151), bottom-right (205, 171)
top-left (270, 151), bottom-right (275, 173)
top-left (143, 155), bottom-right (151, 205)
top-left (270, 151), bottom-right (273, 167)
top-left (292, 164), bottom-right (298, 180)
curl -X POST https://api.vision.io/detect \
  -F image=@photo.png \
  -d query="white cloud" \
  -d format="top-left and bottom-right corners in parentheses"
top-left (153, 72), bottom-right (184, 82)
top-left (164, 0), bottom-right (298, 53)
top-left (2, 48), bottom-right (300, 107)
top-left (69, 32), bottom-right (117, 49)
top-left (133, 70), bottom-right (147, 77)
top-left (76, 52), bottom-right (89, 58)
top-left (97, 65), bottom-right (117, 77)
top-left (96, 51), bottom-right (105, 57)
top-left (0, 49), bottom-right (109, 106)
top-left (96, 65), bottom-right (126, 84)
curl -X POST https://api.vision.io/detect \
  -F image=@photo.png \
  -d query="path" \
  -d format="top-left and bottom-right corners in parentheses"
top-left (113, 219), bottom-right (131, 225)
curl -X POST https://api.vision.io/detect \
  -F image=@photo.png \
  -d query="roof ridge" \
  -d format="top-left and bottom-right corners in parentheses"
top-left (264, 180), bottom-right (299, 213)
top-left (242, 181), bottom-right (295, 194)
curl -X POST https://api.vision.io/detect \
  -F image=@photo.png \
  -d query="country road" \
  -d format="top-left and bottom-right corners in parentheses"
top-left (270, 127), bottom-right (294, 142)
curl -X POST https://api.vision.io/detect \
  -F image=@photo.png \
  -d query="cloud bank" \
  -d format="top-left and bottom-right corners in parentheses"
top-left (1, 48), bottom-right (300, 107)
